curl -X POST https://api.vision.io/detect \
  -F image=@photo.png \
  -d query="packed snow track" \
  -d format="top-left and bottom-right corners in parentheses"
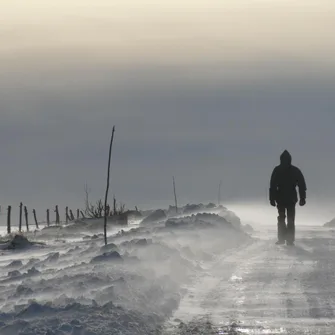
top-left (163, 225), bottom-right (335, 334)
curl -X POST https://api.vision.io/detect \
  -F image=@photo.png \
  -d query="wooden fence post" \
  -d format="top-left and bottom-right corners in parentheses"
top-left (69, 209), bottom-right (74, 221)
top-left (55, 206), bottom-right (60, 225)
top-left (65, 206), bottom-right (69, 224)
top-left (33, 209), bottom-right (39, 229)
top-left (77, 209), bottom-right (80, 219)
top-left (80, 210), bottom-right (85, 219)
top-left (7, 206), bottom-right (11, 234)
top-left (24, 206), bottom-right (29, 231)
top-left (19, 202), bottom-right (23, 232)
top-left (46, 209), bottom-right (50, 226)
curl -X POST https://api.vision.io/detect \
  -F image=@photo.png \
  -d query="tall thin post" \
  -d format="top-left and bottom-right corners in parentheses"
top-left (104, 126), bottom-right (116, 246)
top-left (218, 180), bottom-right (222, 206)
top-left (33, 209), bottom-right (39, 229)
top-left (19, 202), bottom-right (23, 232)
top-left (173, 176), bottom-right (178, 214)
top-left (46, 209), bottom-right (50, 226)
top-left (24, 206), bottom-right (29, 231)
top-left (55, 206), bottom-right (60, 225)
top-left (65, 206), bottom-right (69, 224)
top-left (80, 210), bottom-right (85, 219)
top-left (7, 206), bottom-right (11, 234)
top-left (77, 209), bottom-right (80, 219)
top-left (69, 209), bottom-right (74, 221)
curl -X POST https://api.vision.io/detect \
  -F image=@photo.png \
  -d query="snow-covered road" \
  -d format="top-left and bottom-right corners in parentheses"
top-left (164, 225), bottom-right (335, 334)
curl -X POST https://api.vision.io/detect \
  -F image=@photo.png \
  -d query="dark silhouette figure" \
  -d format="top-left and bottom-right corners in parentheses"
top-left (269, 150), bottom-right (306, 245)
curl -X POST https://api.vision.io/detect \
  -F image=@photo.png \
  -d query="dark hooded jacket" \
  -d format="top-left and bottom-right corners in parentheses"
top-left (269, 150), bottom-right (306, 205)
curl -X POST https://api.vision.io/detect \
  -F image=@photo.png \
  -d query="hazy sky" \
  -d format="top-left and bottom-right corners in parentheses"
top-left (1, 1), bottom-right (335, 217)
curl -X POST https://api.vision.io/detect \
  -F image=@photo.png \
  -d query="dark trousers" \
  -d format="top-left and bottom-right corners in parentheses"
top-left (277, 204), bottom-right (296, 243)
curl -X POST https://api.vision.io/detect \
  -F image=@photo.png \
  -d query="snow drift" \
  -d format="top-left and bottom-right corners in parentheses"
top-left (0, 206), bottom-right (252, 335)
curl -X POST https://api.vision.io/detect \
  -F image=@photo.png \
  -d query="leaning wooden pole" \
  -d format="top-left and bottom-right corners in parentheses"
top-left (65, 206), bottom-right (69, 224)
top-left (7, 206), bottom-right (11, 234)
top-left (19, 202), bottom-right (23, 232)
top-left (24, 206), bottom-right (29, 231)
top-left (33, 209), bottom-right (39, 229)
top-left (104, 126), bottom-right (116, 246)
top-left (173, 176), bottom-right (178, 214)
top-left (69, 209), bottom-right (75, 221)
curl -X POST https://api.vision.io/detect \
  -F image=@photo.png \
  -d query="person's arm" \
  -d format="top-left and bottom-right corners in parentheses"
top-left (296, 168), bottom-right (307, 201)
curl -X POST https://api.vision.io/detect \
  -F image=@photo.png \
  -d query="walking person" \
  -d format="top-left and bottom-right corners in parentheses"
top-left (269, 150), bottom-right (307, 245)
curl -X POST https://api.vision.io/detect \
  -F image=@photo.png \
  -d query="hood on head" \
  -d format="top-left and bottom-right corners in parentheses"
top-left (280, 150), bottom-right (292, 166)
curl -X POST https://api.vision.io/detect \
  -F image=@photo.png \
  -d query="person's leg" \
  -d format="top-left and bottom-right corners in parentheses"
top-left (276, 204), bottom-right (287, 243)
top-left (286, 204), bottom-right (296, 245)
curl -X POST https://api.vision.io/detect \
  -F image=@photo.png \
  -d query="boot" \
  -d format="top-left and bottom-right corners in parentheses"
top-left (277, 217), bottom-right (287, 244)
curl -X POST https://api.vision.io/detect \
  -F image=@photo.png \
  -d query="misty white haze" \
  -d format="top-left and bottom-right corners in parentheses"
top-left (0, 0), bottom-right (335, 212)
top-left (1, 1), bottom-right (335, 335)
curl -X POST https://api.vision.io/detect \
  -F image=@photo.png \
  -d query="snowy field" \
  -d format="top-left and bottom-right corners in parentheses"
top-left (1, 205), bottom-right (335, 334)
top-left (0, 205), bottom-right (251, 335)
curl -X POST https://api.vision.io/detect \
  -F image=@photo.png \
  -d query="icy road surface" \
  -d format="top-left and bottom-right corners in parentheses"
top-left (164, 225), bottom-right (335, 335)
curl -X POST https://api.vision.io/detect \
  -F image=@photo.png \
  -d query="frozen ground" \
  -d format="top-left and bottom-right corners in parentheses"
top-left (0, 207), bottom-right (251, 335)
top-left (163, 225), bottom-right (335, 334)
top-left (1, 206), bottom-right (335, 334)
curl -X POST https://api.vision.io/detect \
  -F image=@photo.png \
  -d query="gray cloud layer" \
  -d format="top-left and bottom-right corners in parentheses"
top-left (1, 58), bottom-right (335, 215)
